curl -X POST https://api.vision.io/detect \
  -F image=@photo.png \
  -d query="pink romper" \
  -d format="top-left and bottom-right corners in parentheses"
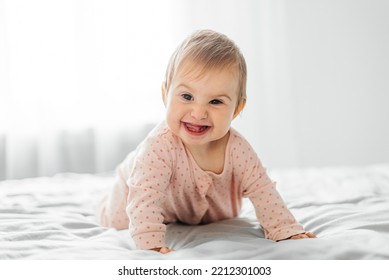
top-left (98, 121), bottom-right (305, 249)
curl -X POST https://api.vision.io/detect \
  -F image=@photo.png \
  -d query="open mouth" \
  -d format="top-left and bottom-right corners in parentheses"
top-left (183, 122), bottom-right (210, 136)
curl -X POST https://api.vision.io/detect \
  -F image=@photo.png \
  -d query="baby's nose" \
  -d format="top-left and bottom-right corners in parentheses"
top-left (190, 105), bottom-right (207, 120)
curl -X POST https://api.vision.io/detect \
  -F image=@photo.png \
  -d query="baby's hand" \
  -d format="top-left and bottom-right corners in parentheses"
top-left (289, 231), bottom-right (316, 240)
top-left (150, 246), bottom-right (174, 254)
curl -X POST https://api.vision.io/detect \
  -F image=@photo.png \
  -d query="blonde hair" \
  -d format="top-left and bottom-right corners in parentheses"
top-left (164, 30), bottom-right (247, 107)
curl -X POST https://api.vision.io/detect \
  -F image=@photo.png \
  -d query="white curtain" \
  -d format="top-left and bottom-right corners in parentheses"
top-left (1, 0), bottom-right (389, 180)
top-left (0, 0), bottom-right (174, 179)
top-left (0, 0), bottom-right (265, 179)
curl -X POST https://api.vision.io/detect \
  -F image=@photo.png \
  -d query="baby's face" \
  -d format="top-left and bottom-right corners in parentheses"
top-left (163, 60), bottom-right (242, 150)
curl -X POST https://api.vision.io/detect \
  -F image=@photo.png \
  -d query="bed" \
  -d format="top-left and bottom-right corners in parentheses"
top-left (1, 164), bottom-right (389, 260)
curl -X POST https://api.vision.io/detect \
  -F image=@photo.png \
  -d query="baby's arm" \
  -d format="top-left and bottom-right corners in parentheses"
top-left (245, 177), bottom-right (307, 240)
top-left (241, 153), bottom-right (309, 241)
top-left (125, 135), bottom-right (176, 251)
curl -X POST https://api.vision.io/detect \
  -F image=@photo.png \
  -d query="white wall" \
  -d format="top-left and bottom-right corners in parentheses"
top-left (237, 0), bottom-right (389, 168)
top-left (286, 0), bottom-right (389, 167)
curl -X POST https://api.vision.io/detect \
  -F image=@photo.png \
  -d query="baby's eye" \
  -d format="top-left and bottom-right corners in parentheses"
top-left (210, 99), bottom-right (223, 105)
top-left (181, 93), bottom-right (193, 101)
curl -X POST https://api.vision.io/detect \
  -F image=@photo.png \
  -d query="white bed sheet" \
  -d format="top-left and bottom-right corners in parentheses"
top-left (1, 164), bottom-right (389, 259)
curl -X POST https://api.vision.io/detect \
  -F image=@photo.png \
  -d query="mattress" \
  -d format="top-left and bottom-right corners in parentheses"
top-left (1, 164), bottom-right (389, 259)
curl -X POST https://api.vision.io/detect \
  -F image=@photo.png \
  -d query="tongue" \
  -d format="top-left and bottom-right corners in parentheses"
top-left (186, 123), bottom-right (207, 132)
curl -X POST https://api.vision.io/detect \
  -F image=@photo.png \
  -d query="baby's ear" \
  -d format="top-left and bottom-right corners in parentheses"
top-left (233, 99), bottom-right (246, 119)
top-left (161, 82), bottom-right (167, 106)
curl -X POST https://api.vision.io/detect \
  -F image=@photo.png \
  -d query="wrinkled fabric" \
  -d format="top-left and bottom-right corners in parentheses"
top-left (1, 165), bottom-right (389, 259)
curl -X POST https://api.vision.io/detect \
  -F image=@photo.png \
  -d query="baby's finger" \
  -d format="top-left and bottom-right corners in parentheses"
top-left (159, 247), bottom-right (174, 254)
top-left (290, 234), bottom-right (305, 239)
top-left (305, 232), bottom-right (317, 238)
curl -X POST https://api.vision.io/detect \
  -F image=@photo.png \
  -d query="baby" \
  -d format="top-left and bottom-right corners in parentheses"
top-left (98, 29), bottom-right (315, 253)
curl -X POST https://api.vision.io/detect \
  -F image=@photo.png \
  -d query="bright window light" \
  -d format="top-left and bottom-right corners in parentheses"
top-left (1, 0), bottom-right (179, 132)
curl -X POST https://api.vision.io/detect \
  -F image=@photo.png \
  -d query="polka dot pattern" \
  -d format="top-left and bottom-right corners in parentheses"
top-left (98, 121), bottom-right (305, 250)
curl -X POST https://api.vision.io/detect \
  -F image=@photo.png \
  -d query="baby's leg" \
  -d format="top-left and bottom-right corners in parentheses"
top-left (97, 177), bottom-right (129, 229)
